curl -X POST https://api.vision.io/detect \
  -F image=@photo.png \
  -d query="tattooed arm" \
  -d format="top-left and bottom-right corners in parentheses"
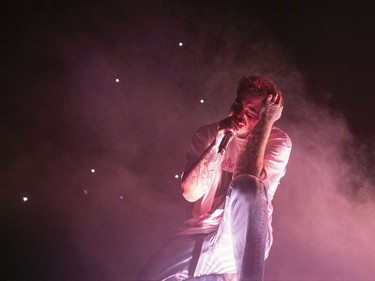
top-left (234, 93), bottom-right (283, 179)
top-left (181, 140), bottom-right (219, 202)
top-left (181, 117), bottom-right (241, 202)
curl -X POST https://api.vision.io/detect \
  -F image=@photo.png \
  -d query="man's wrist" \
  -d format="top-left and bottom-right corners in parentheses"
top-left (258, 115), bottom-right (275, 128)
top-left (204, 140), bottom-right (220, 161)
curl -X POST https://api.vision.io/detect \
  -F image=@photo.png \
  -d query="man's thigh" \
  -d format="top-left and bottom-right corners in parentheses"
top-left (139, 234), bottom-right (206, 280)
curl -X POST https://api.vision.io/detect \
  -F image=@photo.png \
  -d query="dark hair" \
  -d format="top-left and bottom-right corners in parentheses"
top-left (236, 76), bottom-right (282, 99)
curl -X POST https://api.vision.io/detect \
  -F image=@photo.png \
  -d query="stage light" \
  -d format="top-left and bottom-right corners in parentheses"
top-left (200, 99), bottom-right (205, 104)
top-left (120, 195), bottom-right (124, 200)
top-left (178, 42), bottom-right (183, 47)
top-left (83, 190), bottom-right (88, 194)
top-left (22, 197), bottom-right (28, 202)
top-left (115, 78), bottom-right (120, 83)
top-left (175, 174), bottom-right (179, 179)
top-left (91, 169), bottom-right (95, 173)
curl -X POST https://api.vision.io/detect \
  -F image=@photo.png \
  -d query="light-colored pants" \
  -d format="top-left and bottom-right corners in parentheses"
top-left (139, 175), bottom-right (269, 281)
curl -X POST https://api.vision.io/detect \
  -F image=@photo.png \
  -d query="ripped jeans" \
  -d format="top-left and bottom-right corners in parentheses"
top-left (138, 175), bottom-right (269, 281)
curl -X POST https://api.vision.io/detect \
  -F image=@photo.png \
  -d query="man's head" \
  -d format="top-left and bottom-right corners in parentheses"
top-left (231, 76), bottom-right (282, 136)
top-left (236, 76), bottom-right (282, 101)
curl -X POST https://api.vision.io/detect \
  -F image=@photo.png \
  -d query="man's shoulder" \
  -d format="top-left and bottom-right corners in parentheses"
top-left (270, 126), bottom-right (292, 148)
top-left (195, 123), bottom-right (218, 137)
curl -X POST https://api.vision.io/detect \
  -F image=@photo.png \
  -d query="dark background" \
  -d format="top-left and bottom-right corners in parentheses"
top-left (1, 1), bottom-right (375, 280)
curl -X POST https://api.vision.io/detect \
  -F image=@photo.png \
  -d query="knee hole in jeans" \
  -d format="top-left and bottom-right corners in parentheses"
top-left (230, 174), bottom-right (263, 198)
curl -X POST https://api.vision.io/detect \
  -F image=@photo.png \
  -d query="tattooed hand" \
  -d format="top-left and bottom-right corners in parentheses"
top-left (259, 93), bottom-right (283, 124)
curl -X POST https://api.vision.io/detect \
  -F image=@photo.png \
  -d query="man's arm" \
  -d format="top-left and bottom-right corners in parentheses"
top-left (234, 94), bottom-right (283, 179)
top-left (181, 117), bottom-right (241, 202)
top-left (181, 139), bottom-right (219, 202)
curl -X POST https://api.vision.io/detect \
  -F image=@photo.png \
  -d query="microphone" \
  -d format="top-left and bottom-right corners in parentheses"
top-left (218, 131), bottom-right (234, 154)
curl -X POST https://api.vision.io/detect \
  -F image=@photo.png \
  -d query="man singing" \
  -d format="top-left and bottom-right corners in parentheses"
top-left (139, 76), bottom-right (292, 281)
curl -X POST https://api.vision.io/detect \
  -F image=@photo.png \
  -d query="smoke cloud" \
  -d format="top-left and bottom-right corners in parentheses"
top-left (2, 2), bottom-right (374, 280)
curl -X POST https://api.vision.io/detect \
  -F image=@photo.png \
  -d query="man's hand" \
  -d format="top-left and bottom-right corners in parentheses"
top-left (218, 116), bottom-right (242, 132)
top-left (260, 93), bottom-right (283, 124)
top-left (215, 115), bottom-right (243, 144)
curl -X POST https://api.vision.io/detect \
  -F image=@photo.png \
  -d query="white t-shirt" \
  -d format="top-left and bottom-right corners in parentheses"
top-left (177, 123), bottom-right (292, 245)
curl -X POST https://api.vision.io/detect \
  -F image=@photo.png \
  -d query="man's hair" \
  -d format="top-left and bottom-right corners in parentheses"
top-left (236, 76), bottom-right (282, 99)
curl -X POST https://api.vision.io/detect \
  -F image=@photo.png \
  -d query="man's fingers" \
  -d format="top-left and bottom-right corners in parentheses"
top-left (268, 93), bottom-right (283, 106)
top-left (219, 116), bottom-right (241, 131)
top-left (266, 95), bottom-right (273, 103)
top-left (272, 94), bottom-right (277, 102)
top-left (231, 118), bottom-right (241, 130)
top-left (274, 93), bottom-right (281, 104)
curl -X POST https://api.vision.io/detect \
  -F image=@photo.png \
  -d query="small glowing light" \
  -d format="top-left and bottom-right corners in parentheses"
top-left (91, 169), bottom-right (95, 173)
top-left (200, 99), bottom-right (205, 104)
top-left (83, 190), bottom-right (88, 194)
top-left (174, 174), bottom-right (179, 179)
top-left (115, 78), bottom-right (120, 83)
top-left (178, 42), bottom-right (183, 47)
top-left (22, 197), bottom-right (28, 202)
top-left (120, 195), bottom-right (124, 200)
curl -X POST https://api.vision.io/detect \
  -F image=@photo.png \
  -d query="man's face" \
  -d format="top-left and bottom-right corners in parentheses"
top-left (230, 94), bottom-right (264, 136)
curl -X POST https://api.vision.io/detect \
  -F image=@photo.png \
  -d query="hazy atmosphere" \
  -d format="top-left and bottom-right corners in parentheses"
top-left (1, 1), bottom-right (375, 280)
